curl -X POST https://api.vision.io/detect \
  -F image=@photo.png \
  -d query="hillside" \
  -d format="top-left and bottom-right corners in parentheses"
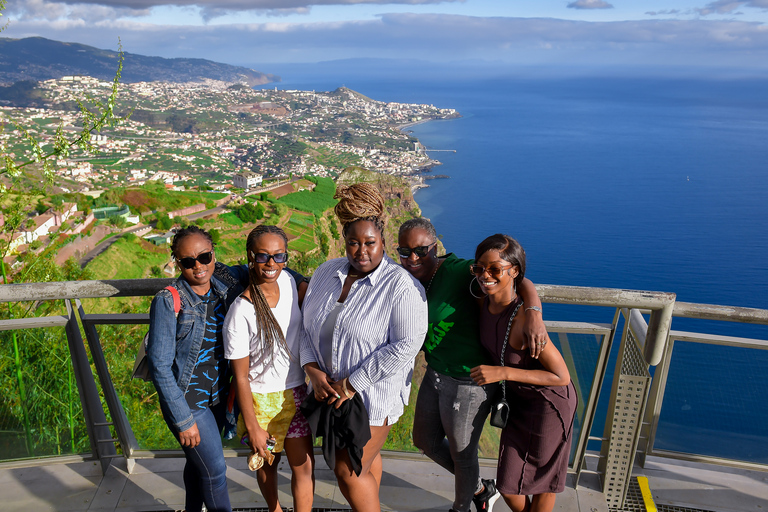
top-left (0, 37), bottom-right (280, 85)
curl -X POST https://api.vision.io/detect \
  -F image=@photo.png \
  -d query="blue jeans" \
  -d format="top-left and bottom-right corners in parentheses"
top-left (165, 402), bottom-right (232, 512)
top-left (413, 366), bottom-right (497, 512)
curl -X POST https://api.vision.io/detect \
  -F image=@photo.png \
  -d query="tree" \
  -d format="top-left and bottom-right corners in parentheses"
top-left (156, 215), bottom-right (173, 231)
top-left (109, 215), bottom-right (128, 228)
top-left (235, 203), bottom-right (264, 223)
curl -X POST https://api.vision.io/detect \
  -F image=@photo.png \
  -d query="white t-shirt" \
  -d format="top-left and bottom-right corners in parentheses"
top-left (223, 271), bottom-right (305, 394)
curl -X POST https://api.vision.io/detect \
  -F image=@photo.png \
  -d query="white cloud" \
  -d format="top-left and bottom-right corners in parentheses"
top-left (697, 0), bottom-right (768, 15)
top-left (6, 0), bottom-right (461, 15)
top-left (646, 10), bottom-right (682, 16)
top-left (7, 0), bottom-right (150, 21)
top-left (3, 12), bottom-right (768, 70)
top-left (567, 0), bottom-right (614, 9)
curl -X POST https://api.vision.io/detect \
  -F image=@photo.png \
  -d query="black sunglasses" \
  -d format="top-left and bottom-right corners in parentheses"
top-left (470, 264), bottom-right (512, 278)
top-left (397, 243), bottom-right (436, 258)
top-left (177, 251), bottom-right (214, 269)
top-left (251, 251), bottom-right (289, 264)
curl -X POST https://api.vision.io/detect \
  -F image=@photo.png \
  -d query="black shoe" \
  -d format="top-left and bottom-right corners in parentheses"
top-left (472, 478), bottom-right (500, 512)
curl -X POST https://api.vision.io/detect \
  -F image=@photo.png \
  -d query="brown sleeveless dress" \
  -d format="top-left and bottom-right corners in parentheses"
top-left (479, 297), bottom-right (578, 495)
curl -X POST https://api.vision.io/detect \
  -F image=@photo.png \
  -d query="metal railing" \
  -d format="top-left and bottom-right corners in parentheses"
top-left (638, 301), bottom-right (768, 471)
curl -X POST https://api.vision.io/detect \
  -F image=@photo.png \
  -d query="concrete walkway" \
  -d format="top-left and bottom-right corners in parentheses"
top-left (1, 452), bottom-right (605, 512)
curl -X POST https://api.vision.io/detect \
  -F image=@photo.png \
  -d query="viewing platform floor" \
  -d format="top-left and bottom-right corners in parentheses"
top-left (1, 451), bottom-right (766, 512)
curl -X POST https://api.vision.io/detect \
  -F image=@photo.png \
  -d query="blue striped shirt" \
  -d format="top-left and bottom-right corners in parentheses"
top-left (300, 255), bottom-right (428, 426)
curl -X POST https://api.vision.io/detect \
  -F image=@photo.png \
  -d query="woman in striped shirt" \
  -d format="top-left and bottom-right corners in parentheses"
top-left (300, 183), bottom-right (428, 512)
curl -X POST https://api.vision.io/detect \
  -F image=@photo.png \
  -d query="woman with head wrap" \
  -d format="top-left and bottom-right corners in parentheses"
top-left (299, 182), bottom-right (428, 512)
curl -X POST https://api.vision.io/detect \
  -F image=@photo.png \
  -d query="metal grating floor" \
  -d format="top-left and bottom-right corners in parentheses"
top-left (611, 478), bottom-right (714, 512)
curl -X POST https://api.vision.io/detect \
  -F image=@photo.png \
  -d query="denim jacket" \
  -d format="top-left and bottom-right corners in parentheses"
top-left (147, 262), bottom-right (247, 433)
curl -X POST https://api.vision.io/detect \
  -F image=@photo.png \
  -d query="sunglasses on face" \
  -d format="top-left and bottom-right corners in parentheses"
top-left (470, 264), bottom-right (513, 278)
top-left (177, 251), bottom-right (214, 269)
top-left (251, 251), bottom-right (289, 264)
top-left (397, 243), bottom-right (436, 258)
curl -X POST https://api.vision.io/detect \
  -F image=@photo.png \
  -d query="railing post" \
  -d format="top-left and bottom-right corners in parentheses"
top-left (573, 308), bottom-right (621, 486)
top-left (75, 299), bottom-right (140, 462)
top-left (638, 333), bottom-right (676, 467)
top-left (597, 310), bottom-right (652, 509)
top-left (64, 300), bottom-right (116, 474)
top-left (644, 302), bottom-right (675, 366)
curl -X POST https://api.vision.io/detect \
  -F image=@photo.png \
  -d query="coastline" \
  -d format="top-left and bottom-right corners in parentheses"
top-left (410, 176), bottom-right (429, 194)
top-left (397, 117), bottom-right (447, 194)
top-left (396, 118), bottom-right (434, 131)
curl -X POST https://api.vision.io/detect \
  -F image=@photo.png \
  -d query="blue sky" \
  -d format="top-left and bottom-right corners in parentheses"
top-left (3, 0), bottom-right (768, 73)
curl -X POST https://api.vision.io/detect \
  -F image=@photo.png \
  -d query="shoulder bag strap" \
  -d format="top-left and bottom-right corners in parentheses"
top-left (165, 285), bottom-right (181, 316)
top-left (498, 299), bottom-right (524, 401)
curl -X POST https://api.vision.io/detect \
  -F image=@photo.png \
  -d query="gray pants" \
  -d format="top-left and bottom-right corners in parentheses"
top-left (413, 366), bottom-right (498, 512)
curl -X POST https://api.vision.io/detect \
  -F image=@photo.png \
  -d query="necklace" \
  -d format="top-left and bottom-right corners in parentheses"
top-left (424, 259), bottom-right (443, 293)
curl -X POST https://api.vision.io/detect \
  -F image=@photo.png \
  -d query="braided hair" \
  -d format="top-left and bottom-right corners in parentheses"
top-left (245, 225), bottom-right (290, 362)
top-left (333, 183), bottom-right (386, 238)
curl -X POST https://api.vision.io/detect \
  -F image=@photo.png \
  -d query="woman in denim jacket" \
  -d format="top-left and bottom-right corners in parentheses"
top-left (147, 226), bottom-right (247, 512)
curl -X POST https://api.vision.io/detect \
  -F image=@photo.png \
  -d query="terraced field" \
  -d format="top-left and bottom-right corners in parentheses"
top-left (284, 211), bottom-right (317, 253)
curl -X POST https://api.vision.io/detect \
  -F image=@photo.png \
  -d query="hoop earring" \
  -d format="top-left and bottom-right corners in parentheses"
top-left (469, 276), bottom-right (485, 299)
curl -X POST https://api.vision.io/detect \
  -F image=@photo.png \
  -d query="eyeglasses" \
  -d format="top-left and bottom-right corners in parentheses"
top-left (177, 251), bottom-right (214, 269)
top-left (397, 243), bottom-right (436, 258)
top-left (469, 264), bottom-right (513, 278)
top-left (251, 252), bottom-right (289, 264)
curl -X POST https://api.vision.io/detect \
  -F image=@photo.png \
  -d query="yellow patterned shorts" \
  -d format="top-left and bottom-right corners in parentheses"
top-left (237, 383), bottom-right (310, 453)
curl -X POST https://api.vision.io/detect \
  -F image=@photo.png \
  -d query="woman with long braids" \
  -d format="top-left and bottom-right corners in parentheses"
top-left (223, 225), bottom-right (314, 512)
top-left (300, 182), bottom-right (428, 512)
top-left (148, 225), bottom-right (248, 512)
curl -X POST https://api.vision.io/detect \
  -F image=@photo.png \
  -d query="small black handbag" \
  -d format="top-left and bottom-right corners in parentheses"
top-left (489, 300), bottom-right (523, 429)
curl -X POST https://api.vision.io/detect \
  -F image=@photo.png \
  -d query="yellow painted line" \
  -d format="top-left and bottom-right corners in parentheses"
top-left (637, 476), bottom-right (658, 512)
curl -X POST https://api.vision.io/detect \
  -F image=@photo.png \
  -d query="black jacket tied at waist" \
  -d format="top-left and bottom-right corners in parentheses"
top-left (300, 393), bottom-right (371, 476)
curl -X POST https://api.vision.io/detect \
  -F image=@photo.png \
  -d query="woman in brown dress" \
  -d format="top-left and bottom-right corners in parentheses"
top-left (469, 234), bottom-right (577, 512)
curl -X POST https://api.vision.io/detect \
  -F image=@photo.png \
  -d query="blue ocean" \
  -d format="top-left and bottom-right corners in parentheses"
top-left (255, 63), bottom-right (768, 462)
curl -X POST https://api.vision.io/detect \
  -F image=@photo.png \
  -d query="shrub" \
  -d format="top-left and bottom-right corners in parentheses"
top-left (209, 228), bottom-right (221, 245)
top-left (156, 215), bottom-right (173, 231)
top-left (234, 203), bottom-right (265, 223)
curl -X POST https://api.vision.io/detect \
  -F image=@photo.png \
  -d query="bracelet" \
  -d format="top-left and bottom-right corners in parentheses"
top-left (342, 378), bottom-right (352, 398)
top-left (526, 306), bottom-right (542, 313)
